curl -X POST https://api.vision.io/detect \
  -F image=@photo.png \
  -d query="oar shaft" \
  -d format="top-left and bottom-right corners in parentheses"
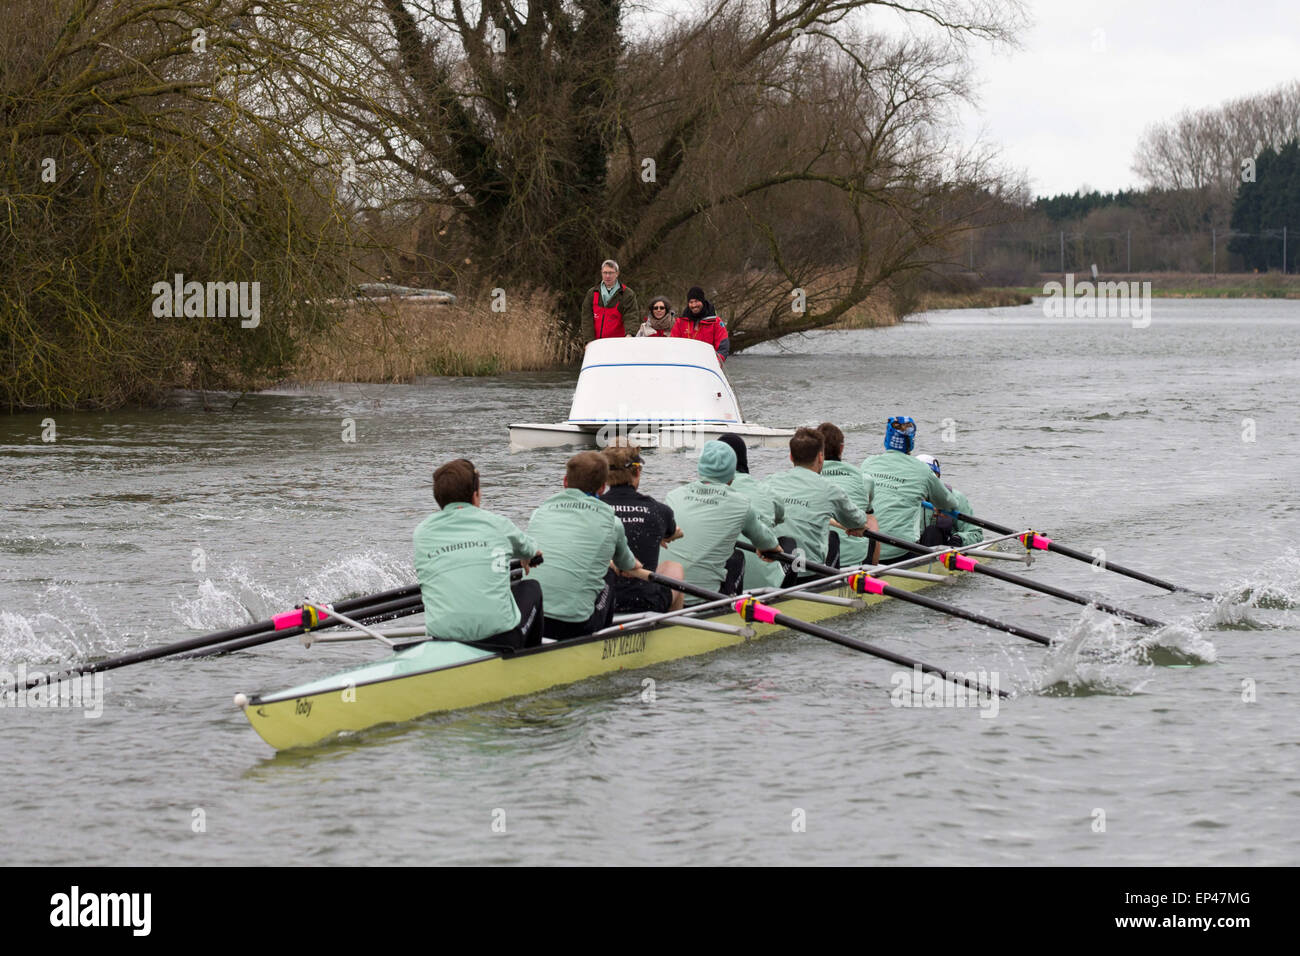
top-left (862, 528), bottom-right (1168, 628)
top-left (764, 610), bottom-right (1004, 697)
top-left (6, 589), bottom-right (426, 692)
top-left (729, 544), bottom-right (1053, 646)
top-left (186, 597), bottom-right (425, 659)
top-left (869, 580), bottom-right (1053, 645)
top-left (949, 511), bottom-right (1213, 599)
top-left (5, 555), bottom-right (546, 693)
top-left (966, 559), bottom-right (1168, 628)
top-left (646, 572), bottom-right (1006, 697)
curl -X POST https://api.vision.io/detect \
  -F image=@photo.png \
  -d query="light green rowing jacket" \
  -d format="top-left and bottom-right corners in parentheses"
top-left (413, 503), bottom-right (539, 640)
top-left (664, 479), bottom-right (779, 596)
top-left (820, 459), bottom-right (874, 566)
top-left (527, 488), bottom-right (637, 622)
top-left (730, 471), bottom-right (785, 590)
top-left (860, 450), bottom-right (958, 560)
top-left (762, 466), bottom-right (866, 567)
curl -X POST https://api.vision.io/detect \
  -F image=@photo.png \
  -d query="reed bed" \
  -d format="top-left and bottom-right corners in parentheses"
top-left (301, 293), bottom-right (575, 381)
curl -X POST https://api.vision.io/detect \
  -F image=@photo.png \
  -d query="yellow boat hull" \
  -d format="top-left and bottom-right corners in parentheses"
top-left (240, 560), bottom-right (958, 750)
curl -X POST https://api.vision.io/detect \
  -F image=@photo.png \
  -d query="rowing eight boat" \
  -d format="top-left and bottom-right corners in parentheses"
top-left (238, 540), bottom-right (1021, 750)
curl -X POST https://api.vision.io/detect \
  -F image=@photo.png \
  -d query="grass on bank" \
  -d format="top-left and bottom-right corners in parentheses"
top-left (302, 293), bottom-right (573, 381)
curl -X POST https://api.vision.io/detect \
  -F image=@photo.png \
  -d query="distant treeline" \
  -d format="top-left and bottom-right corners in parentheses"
top-left (965, 80), bottom-right (1300, 281)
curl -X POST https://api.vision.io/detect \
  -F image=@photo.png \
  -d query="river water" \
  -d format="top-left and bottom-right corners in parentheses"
top-left (2, 298), bottom-right (1298, 865)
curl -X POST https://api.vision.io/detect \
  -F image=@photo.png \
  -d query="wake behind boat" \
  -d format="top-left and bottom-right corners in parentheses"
top-left (508, 337), bottom-right (794, 451)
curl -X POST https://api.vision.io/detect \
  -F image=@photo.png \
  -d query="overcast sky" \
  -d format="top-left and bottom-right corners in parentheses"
top-left (959, 0), bottom-right (1300, 197)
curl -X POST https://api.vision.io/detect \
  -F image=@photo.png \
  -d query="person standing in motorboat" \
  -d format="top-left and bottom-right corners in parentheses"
top-left (636, 296), bottom-right (675, 337)
top-left (586, 259), bottom-right (639, 340)
top-left (670, 285), bottom-right (730, 364)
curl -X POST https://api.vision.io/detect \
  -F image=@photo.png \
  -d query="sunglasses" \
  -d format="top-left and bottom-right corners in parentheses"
top-left (651, 305), bottom-right (667, 312)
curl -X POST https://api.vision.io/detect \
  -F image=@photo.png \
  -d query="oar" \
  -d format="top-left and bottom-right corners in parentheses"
top-left (864, 528), bottom-right (1170, 628)
top-left (646, 572), bottom-right (1007, 698)
top-left (184, 595), bottom-right (425, 659)
top-left (2, 557), bottom-right (543, 692)
top-left (188, 560), bottom-right (542, 659)
top-left (1, 587), bottom-right (421, 694)
top-left (734, 543), bottom-right (1053, 646)
top-left (930, 506), bottom-right (1215, 600)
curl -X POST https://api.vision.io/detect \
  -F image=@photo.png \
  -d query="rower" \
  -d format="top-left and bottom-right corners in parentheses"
top-left (663, 441), bottom-right (782, 598)
top-left (915, 455), bottom-right (983, 548)
top-left (717, 432), bottom-right (790, 591)
top-left (860, 417), bottom-right (960, 562)
top-left (413, 458), bottom-right (544, 651)
top-left (599, 446), bottom-right (686, 613)
top-left (816, 422), bottom-right (881, 567)
top-left (763, 427), bottom-right (867, 584)
top-left (527, 451), bottom-right (648, 640)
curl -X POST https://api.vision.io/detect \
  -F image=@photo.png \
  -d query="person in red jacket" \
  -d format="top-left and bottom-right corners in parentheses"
top-left (670, 285), bottom-right (730, 363)
top-left (585, 259), bottom-right (639, 340)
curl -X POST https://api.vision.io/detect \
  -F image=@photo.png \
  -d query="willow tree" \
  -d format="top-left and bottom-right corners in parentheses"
top-left (0, 1), bottom-right (357, 409)
top-left (318, 0), bottom-right (1023, 343)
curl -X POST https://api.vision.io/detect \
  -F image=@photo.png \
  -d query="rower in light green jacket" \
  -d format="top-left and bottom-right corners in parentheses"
top-left (816, 422), bottom-right (880, 567)
top-left (860, 417), bottom-right (959, 562)
top-left (915, 455), bottom-right (983, 547)
top-left (664, 441), bottom-right (781, 598)
top-left (413, 458), bottom-right (544, 650)
top-left (763, 427), bottom-right (867, 570)
top-left (717, 433), bottom-right (785, 590)
top-left (527, 451), bottom-right (646, 640)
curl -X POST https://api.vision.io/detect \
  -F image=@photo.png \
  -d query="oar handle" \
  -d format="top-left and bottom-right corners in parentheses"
top-left (733, 540), bottom-right (840, 577)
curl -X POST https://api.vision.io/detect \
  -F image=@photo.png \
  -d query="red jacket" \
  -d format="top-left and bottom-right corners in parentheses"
top-left (670, 314), bottom-right (730, 363)
top-left (587, 284), bottom-right (636, 339)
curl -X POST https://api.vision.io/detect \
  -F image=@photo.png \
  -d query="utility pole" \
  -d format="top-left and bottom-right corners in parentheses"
top-left (1127, 231), bottom-right (1132, 273)
top-left (1060, 230), bottom-right (1065, 274)
top-left (1212, 227), bottom-right (1216, 276)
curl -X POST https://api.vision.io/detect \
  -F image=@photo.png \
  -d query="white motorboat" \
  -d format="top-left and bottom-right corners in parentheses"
top-left (508, 338), bottom-right (794, 451)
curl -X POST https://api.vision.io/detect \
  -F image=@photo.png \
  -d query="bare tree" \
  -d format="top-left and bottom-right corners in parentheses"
top-left (310, 0), bottom-right (1024, 342)
top-left (1133, 80), bottom-right (1300, 233)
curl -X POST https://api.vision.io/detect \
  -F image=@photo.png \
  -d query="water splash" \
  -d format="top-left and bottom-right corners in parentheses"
top-left (1218, 548), bottom-right (1300, 610)
top-left (1031, 606), bottom-right (1215, 696)
top-left (174, 550), bottom-right (412, 631)
top-left (177, 578), bottom-right (260, 631)
top-left (0, 586), bottom-right (118, 666)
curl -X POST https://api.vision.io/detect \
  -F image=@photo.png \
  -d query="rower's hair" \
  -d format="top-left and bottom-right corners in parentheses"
top-left (790, 427), bottom-right (824, 466)
top-left (601, 445), bottom-right (643, 486)
top-left (433, 458), bottom-right (479, 507)
top-left (566, 451), bottom-right (609, 494)
top-left (817, 422), bottom-right (845, 461)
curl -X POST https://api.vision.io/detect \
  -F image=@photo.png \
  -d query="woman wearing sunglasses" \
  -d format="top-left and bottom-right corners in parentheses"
top-left (635, 296), bottom-right (675, 337)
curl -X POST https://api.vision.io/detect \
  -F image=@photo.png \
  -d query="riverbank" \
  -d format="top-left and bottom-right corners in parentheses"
top-left (1004, 272), bottom-right (1300, 298)
top-left (288, 273), bottom-right (1289, 385)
